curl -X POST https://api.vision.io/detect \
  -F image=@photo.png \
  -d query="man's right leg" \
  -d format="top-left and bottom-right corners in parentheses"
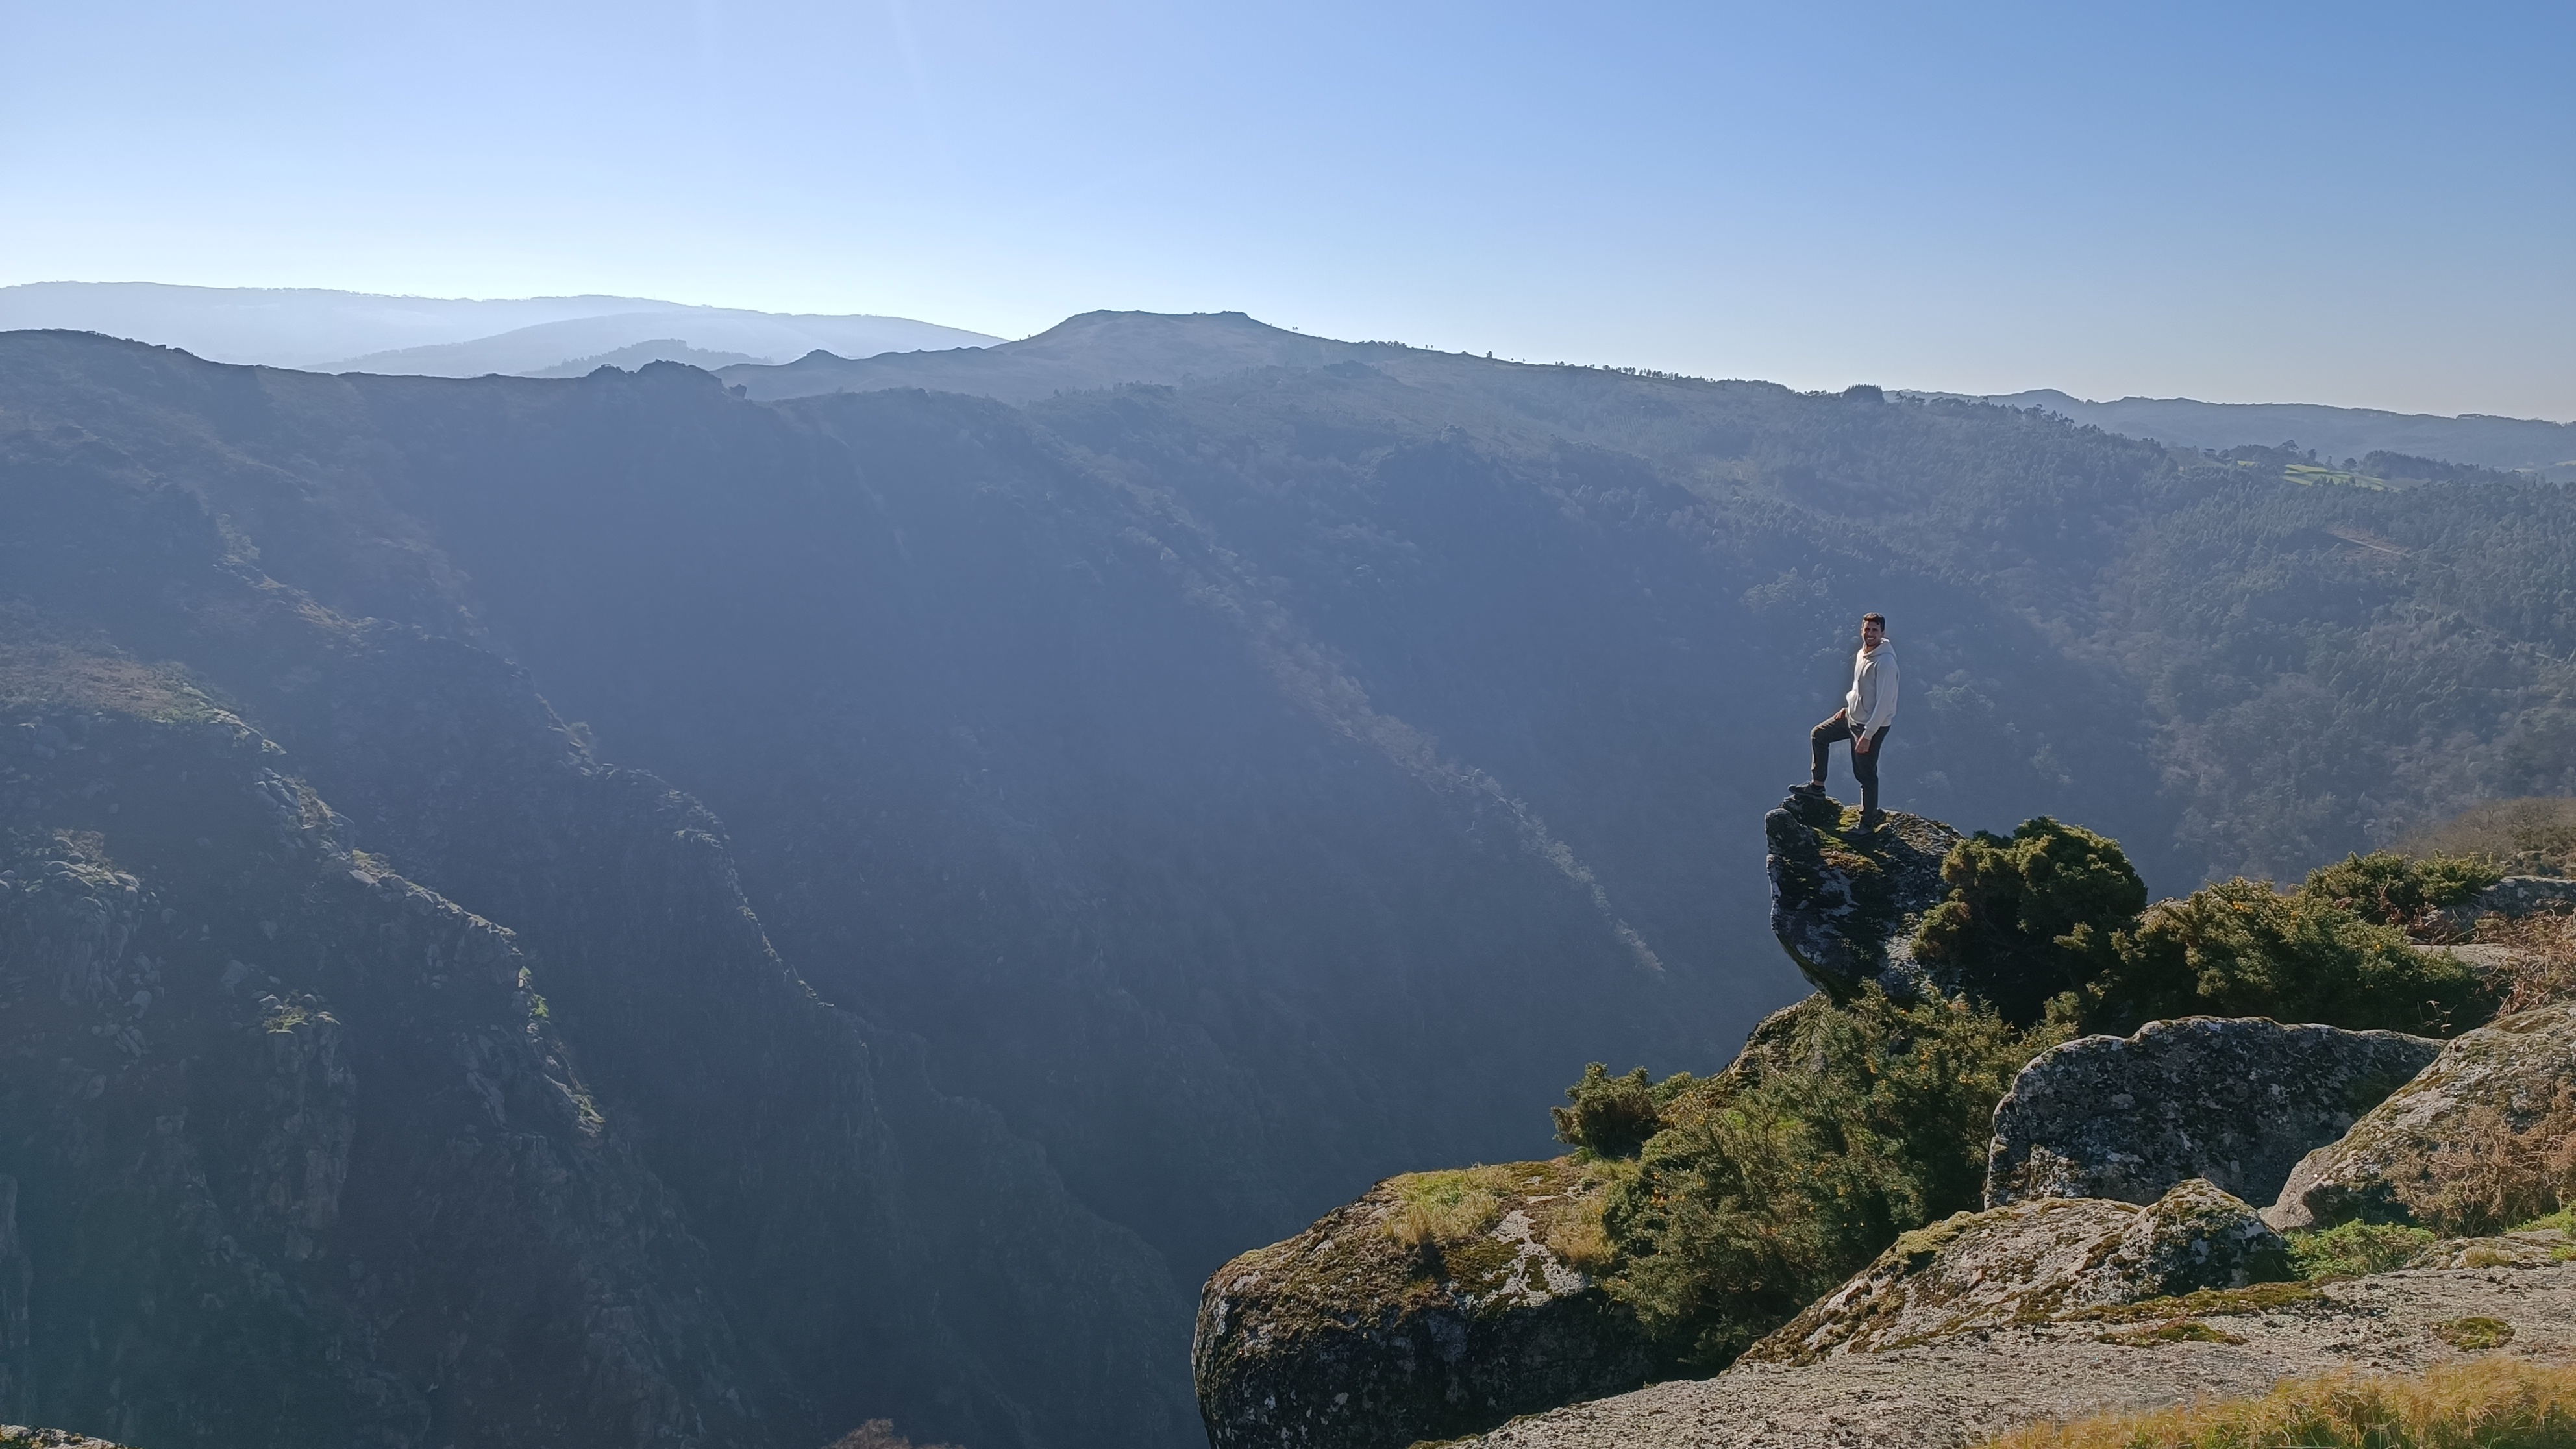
top-left (1808, 712), bottom-right (1852, 787)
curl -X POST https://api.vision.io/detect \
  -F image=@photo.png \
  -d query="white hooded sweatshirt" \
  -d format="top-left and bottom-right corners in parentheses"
top-left (1846, 640), bottom-right (1898, 736)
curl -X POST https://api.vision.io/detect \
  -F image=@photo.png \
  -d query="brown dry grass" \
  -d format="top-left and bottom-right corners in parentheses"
top-left (2488, 910), bottom-right (2576, 1015)
top-left (2407, 799), bottom-right (2576, 878)
top-left (2397, 1081), bottom-right (2576, 1236)
top-left (1984, 1357), bottom-right (2576, 1448)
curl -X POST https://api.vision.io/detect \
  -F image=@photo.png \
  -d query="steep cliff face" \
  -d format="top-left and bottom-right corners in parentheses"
top-left (0, 708), bottom-right (760, 1446)
top-left (0, 415), bottom-right (1196, 1445)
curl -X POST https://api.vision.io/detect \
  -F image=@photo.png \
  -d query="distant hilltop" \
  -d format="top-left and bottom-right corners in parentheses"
top-left (0, 280), bottom-right (998, 377)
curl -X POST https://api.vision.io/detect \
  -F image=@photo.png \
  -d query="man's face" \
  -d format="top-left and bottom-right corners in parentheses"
top-left (1861, 618), bottom-right (1884, 649)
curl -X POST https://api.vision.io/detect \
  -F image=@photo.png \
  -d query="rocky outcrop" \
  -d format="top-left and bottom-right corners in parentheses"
top-left (1765, 790), bottom-right (1961, 1000)
top-left (2439, 876), bottom-right (2576, 935)
top-left (1192, 1159), bottom-right (1665, 1449)
top-left (1459, 1259), bottom-right (2576, 1449)
top-left (2269, 1002), bottom-right (2576, 1231)
top-left (1742, 1178), bottom-right (2286, 1365)
top-left (0, 1429), bottom-right (132, 1449)
top-left (1986, 1017), bottom-right (2442, 1209)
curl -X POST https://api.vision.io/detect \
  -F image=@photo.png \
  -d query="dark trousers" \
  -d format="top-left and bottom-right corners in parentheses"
top-left (1811, 712), bottom-right (1890, 813)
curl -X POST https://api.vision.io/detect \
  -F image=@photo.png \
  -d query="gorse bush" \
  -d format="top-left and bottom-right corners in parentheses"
top-left (1552, 1062), bottom-right (1689, 1159)
top-left (2099, 878), bottom-right (2489, 1035)
top-left (1901, 818), bottom-right (2490, 1035)
top-left (1913, 817), bottom-right (2146, 1025)
top-left (1595, 988), bottom-right (2070, 1367)
top-left (2302, 850), bottom-right (2501, 930)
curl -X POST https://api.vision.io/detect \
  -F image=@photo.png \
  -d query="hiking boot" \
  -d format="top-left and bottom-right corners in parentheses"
top-left (1857, 808), bottom-right (1887, 834)
top-left (1789, 781), bottom-right (1828, 797)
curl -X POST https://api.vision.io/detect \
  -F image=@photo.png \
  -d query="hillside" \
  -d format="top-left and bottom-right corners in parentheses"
top-left (0, 317), bottom-right (2572, 1443)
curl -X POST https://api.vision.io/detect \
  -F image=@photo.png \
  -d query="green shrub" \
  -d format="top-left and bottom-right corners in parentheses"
top-left (2098, 877), bottom-right (2491, 1034)
top-left (1551, 1063), bottom-right (1670, 1159)
top-left (2301, 850), bottom-right (2501, 928)
top-left (1596, 987), bottom-right (2069, 1367)
top-left (1913, 817), bottom-right (2146, 1026)
top-left (2287, 1220), bottom-right (2436, 1280)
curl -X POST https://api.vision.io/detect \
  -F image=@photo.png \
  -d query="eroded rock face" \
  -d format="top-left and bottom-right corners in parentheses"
top-left (1765, 791), bottom-right (1961, 1001)
top-left (1740, 1178), bottom-right (2288, 1365)
top-left (2270, 1002), bottom-right (2576, 1231)
top-left (1986, 1017), bottom-right (2442, 1209)
top-left (1193, 1159), bottom-right (1667, 1449)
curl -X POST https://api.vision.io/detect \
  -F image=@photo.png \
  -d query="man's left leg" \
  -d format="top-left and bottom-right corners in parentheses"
top-left (1854, 726), bottom-right (1889, 821)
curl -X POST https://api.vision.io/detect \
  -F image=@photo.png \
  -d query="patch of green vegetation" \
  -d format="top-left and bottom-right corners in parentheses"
top-left (2093, 876), bottom-right (2492, 1035)
top-left (1594, 985), bottom-right (2069, 1368)
top-left (2303, 851), bottom-right (2503, 928)
top-left (2098, 1319), bottom-right (2248, 1347)
top-left (1552, 1063), bottom-right (1695, 1159)
top-left (2433, 1315), bottom-right (2515, 1350)
top-left (2282, 462), bottom-right (2396, 491)
top-left (2290, 1220), bottom-right (2437, 1280)
top-left (1913, 817), bottom-right (2146, 1026)
top-left (2066, 1280), bottom-right (2323, 1324)
top-left (2515, 1208), bottom-right (2576, 1234)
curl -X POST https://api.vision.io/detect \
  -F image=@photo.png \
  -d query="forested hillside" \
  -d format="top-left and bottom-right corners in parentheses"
top-left (0, 317), bottom-right (2569, 1446)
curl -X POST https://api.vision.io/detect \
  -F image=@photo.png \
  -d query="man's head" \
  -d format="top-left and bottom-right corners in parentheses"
top-left (1861, 612), bottom-right (1887, 649)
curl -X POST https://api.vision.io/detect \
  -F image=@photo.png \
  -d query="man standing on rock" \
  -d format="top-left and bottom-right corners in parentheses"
top-left (1796, 612), bottom-right (1898, 830)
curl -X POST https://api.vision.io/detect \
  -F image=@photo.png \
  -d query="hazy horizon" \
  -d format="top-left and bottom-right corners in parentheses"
top-left (2, 3), bottom-right (2566, 420)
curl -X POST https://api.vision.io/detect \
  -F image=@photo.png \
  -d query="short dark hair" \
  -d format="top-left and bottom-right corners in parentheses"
top-left (1862, 612), bottom-right (1887, 628)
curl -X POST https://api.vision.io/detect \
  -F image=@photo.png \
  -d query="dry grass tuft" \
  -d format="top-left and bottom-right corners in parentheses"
top-left (2488, 910), bottom-right (2576, 1015)
top-left (1385, 1167), bottom-right (1513, 1249)
top-left (1985, 1357), bottom-right (2576, 1448)
top-left (2399, 1083), bottom-right (2576, 1236)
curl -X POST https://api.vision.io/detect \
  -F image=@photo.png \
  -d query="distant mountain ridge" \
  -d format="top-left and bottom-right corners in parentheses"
top-left (0, 281), bottom-right (996, 377)
top-left (1931, 388), bottom-right (2576, 482)
top-left (727, 313), bottom-right (2576, 482)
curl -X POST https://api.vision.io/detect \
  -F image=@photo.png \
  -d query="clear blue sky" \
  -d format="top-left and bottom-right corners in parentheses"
top-left (3, 1), bottom-right (2568, 417)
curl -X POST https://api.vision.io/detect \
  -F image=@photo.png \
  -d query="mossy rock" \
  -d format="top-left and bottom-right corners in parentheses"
top-left (1740, 1178), bottom-right (2289, 1365)
top-left (2268, 1002), bottom-right (2576, 1232)
top-left (1193, 1158), bottom-right (1670, 1449)
top-left (1763, 791), bottom-right (1962, 1002)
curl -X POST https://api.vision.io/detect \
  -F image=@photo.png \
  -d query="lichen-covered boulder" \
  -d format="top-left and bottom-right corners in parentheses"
top-left (1765, 790), bottom-right (1961, 1000)
top-left (1192, 1159), bottom-right (1666, 1449)
top-left (2269, 1002), bottom-right (2576, 1231)
top-left (1740, 1178), bottom-right (2288, 1365)
top-left (0, 1428), bottom-right (133, 1448)
top-left (1986, 1017), bottom-right (2442, 1209)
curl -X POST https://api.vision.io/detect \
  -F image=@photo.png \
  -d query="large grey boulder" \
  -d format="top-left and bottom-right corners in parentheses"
top-left (2270, 1002), bottom-right (2576, 1231)
top-left (1741, 1178), bottom-right (2287, 1365)
top-left (1765, 790), bottom-right (1961, 1001)
top-left (1986, 1017), bottom-right (2442, 1209)
top-left (1193, 1159), bottom-right (1668, 1449)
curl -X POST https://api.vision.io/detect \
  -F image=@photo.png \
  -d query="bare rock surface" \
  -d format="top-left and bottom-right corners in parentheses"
top-left (1764, 791), bottom-right (1961, 1001)
top-left (1465, 1263), bottom-right (2576, 1448)
top-left (1744, 1179), bottom-right (2285, 1365)
top-left (1192, 1159), bottom-right (1666, 1449)
top-left (1987, 1017), bottom-right (2442, 1209)
top-left (2270, 1003), bottom-right (2576, 1230)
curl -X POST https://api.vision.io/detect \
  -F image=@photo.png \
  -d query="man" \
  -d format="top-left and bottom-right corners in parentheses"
top-left (1796, 613), bottom-right (1898, 829)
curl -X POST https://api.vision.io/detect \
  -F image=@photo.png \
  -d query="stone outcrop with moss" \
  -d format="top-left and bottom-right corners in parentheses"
top-left (1987, 1017), bottom-right (2442, 1209)
top-left (0, 1430), bottom-right (131, 1449)
top-left (1191, 1159), bottom-right (1666, 1449)
top-left (1741, 1178), bottom-right (2286, 1365)
top-left (2268, 1002), bottom-right (2576, 1232)
top-left (1763, 789), bottom-right (1961, 1001)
